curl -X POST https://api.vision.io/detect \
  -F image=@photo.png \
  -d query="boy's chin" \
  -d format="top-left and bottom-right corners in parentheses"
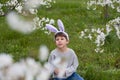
top-left (57, 46), bottom-right (64, 49)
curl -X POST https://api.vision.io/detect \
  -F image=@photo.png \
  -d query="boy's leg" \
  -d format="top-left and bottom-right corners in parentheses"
top-left (53, 78), bottom-right (66, 80)
top-left (66, 72), bottom-right (84, 80)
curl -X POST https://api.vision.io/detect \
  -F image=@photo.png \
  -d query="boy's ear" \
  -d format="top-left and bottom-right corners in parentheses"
top-left (66, 40), bottom-right (69, 44)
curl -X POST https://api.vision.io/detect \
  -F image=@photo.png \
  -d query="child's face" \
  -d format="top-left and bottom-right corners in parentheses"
top-left (55, 36), bottom-right (69, 49)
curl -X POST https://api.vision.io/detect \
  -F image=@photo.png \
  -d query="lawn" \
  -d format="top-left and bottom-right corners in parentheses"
top-left (0, 0), bottom-right (120, 80)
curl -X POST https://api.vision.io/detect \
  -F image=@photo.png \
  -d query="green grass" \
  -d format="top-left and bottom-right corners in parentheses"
top-left (0, 0), bottom-right (120, 79)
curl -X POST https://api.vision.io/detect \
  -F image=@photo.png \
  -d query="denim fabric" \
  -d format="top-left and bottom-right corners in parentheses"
top-left (53, 72), bottom-right (84, 80)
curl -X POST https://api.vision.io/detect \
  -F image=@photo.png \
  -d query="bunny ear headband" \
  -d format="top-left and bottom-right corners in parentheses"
top-left (46, 19), bottom-right (69, 40)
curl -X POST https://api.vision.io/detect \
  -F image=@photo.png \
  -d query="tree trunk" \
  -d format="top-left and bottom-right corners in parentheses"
top-left (103, 4), bottom-right (109, 18)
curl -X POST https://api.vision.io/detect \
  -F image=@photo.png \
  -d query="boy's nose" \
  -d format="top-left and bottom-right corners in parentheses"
top-left (58, 40), bottom-right (62, 42)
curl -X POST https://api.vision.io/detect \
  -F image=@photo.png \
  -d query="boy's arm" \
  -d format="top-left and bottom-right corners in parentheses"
top-left (47, 54), bottom-right (55, 74)
top-left (65, 53), bottom-right (79, 77)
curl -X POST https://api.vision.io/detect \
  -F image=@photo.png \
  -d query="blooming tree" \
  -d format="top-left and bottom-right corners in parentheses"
top-left (0, 0), bottom-right (56, 34)
top-left (87, 0), bottom-right (120, 18)
top-left (0, 1), bottom-right (68, 79)
top-left (0, 0), bottom-right (68, 79)
top-left (0, 0), bottom-right (56, 16)
top-left (0, 45), bottom-right (68, 80)
top-left (79, 27), bottom-right (106, 53)
top-left (79, 0), bottom-right (120, 53)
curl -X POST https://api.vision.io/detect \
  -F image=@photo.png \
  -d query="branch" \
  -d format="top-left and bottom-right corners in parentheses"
top-left (0, 0), bottom-right (22, 17)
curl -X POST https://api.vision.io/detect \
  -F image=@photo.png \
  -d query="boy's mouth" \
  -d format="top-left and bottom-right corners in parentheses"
top-left (58, 44), bottom-right (62, 46)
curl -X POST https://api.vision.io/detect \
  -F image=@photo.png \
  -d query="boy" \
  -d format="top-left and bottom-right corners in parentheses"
top-left (46, 19), bottom-right (84, 80)
top-left (48, 32), bottom-right (84, 80)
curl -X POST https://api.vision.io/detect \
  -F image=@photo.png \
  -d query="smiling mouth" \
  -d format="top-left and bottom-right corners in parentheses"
top-left (58, 44), bottom-right (62, 46)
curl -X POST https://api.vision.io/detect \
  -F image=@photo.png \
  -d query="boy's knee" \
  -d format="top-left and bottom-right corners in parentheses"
top-left (67, 72), bottom-right (84, 80)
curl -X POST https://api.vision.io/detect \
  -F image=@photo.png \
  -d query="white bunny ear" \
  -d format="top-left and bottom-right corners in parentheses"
top-left (57, 19), bottom-right (65, 31)
top-left (46, 24), bottom-right (58, 33)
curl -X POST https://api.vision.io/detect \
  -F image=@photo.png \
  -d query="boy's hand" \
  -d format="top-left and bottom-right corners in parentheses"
top-left (54, 68), bottom-right (59, 75)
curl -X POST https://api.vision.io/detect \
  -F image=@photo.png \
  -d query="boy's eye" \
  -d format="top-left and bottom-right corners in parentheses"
top-left (56, 39), bottom-right (58, 41)
top-left (55, 37), bottom-right (65, 41)
top-left (61, 38), bottom-right (64, 40)
top-left (56, 38), bottom-right (64, 41)
top-left (56, 38), bottom-right (59, 41)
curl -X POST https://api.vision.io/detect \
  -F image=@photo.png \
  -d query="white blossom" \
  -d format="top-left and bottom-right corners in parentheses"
top-left (6, 12), bottom-right (35, 34)
top-left (0, 53), bottom-right (13, 69)
top-left (44, 62), bottom-right (55, 74)
top-left (79, 31), bottom-right (85, 38)
top-left (91, 28), bottom-right (96, 33)
top-left (117, 6), bottom-right (120, 12)
top-left (45, 18), bottom-right (50, 22)
top-left (114, 25), bottom-right (120, 39)
top-left (36, 68), bottom-right (50, 80)
top-left (24, 0), bottom-right (42, 9)
top-left (6, 62), bottom-right (26, 80)
top-left (25, 58), bottom-right (41, 76)
top-left (79, 27), bottom-right (106, 53)
top-left (52, 57), bottom-right (67, 78)
top-left (107, 17), bottom-right (120, 39)
top-left (39, 45), bottom-right (49, 62)
top-left (95, 47), bottom-right (104, 53)
top-left (88, 34), bottom-right (92, 40)
top-left (87, 0), bottom-right (119, 12)
top-left (6, 0), bottom-right (18, 6)
top-left (29, 9), bottom-right (38, 14)
top-left (0, 3), bottom-right (3, 8)
top-left (49, 19), bottom-right (55, 24)
top-left (15, 4), bottom-right (23, 13)
top-left (106, 24), bottom-right (112, 35)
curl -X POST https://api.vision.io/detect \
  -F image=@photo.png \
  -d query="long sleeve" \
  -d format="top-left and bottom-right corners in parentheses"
top-left (65, 50), bottom-right (79, 77)
top-left (48, 53), bottom-right (55, 74)
top-left (47, 48), bottom-right (79, 78)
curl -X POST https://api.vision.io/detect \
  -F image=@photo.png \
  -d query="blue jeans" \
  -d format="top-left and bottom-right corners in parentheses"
top-left (53, 72), bottom-right (84, 80)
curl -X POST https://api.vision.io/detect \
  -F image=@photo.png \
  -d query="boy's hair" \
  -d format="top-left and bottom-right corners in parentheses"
top-left (55, 32), bottom-right (69, 40)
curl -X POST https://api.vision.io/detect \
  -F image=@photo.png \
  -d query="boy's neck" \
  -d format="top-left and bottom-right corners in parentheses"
top-left (57, 47), bottom-right (68, 53)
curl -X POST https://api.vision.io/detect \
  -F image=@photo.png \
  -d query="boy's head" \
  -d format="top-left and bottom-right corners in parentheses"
top-left (55, 32), bottom-right (69, 41)
top-left (46, 19), bottom-right (69, 41)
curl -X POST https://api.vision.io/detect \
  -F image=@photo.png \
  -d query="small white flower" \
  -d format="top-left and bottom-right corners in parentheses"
top-left (24, 0), bottom-right (41, 9)
top-left (88, 34), bottom-right (92, 40)
top-left (15, 5), bottom-right (23, 13)
top-left (95, 48), bottom-right (100, 53)
top-left (106, 24), bottom-right (112, 35)
top-left (52, 57), bottom-right (67, 78)
top-left (91, 28), bottom-right (96, 33)
top-left (96, 28), bottom-right (101, 34)
top-left (29, 8), bottom-right (38, 14)
top-left (117, 6), bottom-right (120, 12)
top-left (6, 62), bottom-right (26, 80)
top-left (39, 45), bottom-right (49, 62)
top-left (45, 18), bottom-right (50, 22)
top-left (0, 3), bottom-right (3, 8)
top-left (100, 49), bottom-right (104, 53)
top-left (6, 12), bottom-right (34, 34)
top-left (49, 19), bottom-right (55, 24)
top-left (41, 17), bottom-right (46, 21)
top-left (57, 62), bottom-right (67, 78)
top-left (25, 58), bottom-right (41, 75)
top-left (84, 29), bottom-right (88, 32)
top-left (79, 31), bottom-right (85, 39)
top-left (0, 53), bottom-right (13, 69)
top-left (25, 72), bottom-right (34, 80)
top-left (36, 69), bottom-right (50, 80)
